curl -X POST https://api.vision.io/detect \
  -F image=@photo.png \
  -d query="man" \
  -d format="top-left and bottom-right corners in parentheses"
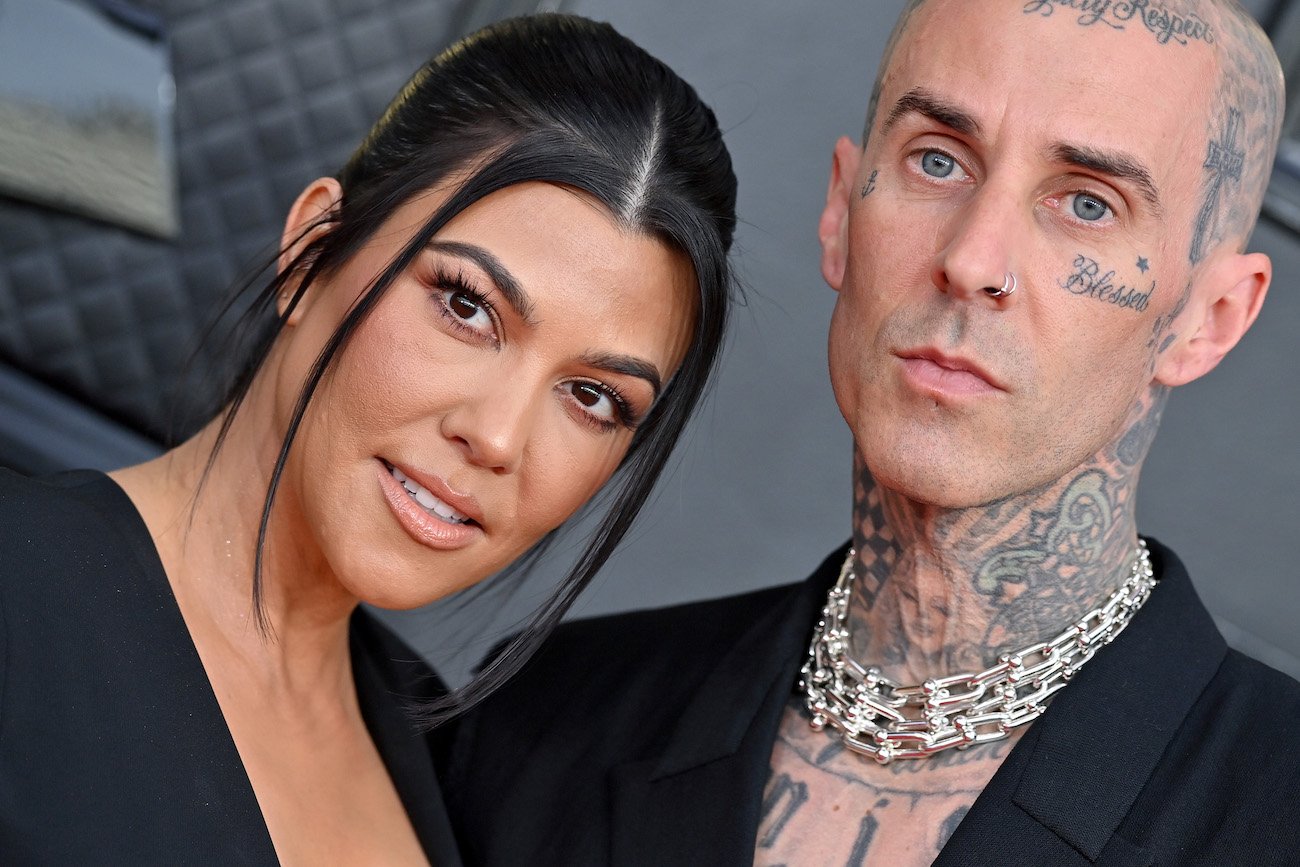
top-left (436, 1), bottom-right (1299, 864)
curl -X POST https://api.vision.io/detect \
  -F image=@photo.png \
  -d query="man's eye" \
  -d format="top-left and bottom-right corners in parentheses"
top-left (921, 151), bottom-right (957, 178)
top-left (1071, 193), bottom-right (1112, 222)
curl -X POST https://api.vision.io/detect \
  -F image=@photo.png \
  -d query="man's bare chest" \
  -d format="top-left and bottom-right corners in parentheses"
top-left (754, 700), bottom-right (1016, 866)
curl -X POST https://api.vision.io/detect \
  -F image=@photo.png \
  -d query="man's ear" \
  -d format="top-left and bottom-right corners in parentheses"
top-left (1155, 251), bottom-right (1270, 387)
top-left (818, 136), bottom-right (864, 292)
top-left (277, 177), bottom-right (343, 320)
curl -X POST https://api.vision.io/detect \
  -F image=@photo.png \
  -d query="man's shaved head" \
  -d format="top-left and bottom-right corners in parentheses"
top-left (864, 0), bottom-right (1284, 259)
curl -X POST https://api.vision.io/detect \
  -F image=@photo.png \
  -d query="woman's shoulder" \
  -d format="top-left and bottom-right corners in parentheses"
top-left (0, 466), bottom-right (130, 536)
top-left (0, 467), bottom-right (159, 599)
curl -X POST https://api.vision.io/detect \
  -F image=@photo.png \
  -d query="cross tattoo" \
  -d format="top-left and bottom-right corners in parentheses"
top-left (1189, 107), bottom-right (1244, 264)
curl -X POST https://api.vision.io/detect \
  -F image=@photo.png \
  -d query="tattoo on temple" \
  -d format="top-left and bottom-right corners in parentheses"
top-left (1190, 106), bottom-right (1245, 264)
top-left (1021, 0), bottom-right (1215, 46)
top-left (1188, 8), bottom-right (1284, 263)
top-left (860, 169), bottom-right (879, 199)
top-left (1059, 254), bottom-right (1152, 312)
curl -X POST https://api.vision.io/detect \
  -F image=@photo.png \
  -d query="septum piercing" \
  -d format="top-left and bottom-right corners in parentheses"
top-left (986, 272), bottom-right (1017, 298)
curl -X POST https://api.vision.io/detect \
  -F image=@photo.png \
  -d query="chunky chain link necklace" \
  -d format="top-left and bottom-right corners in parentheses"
top-left (800, 540), bottom-right (1155, 764)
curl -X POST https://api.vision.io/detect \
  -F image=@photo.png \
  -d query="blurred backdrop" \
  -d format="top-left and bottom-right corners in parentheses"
top-left (1, 0), bottom-right (1298, 683)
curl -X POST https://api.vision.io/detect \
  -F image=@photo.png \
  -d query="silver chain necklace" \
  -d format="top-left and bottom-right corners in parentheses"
top-left (800, 540), bottom-right (1155, 764)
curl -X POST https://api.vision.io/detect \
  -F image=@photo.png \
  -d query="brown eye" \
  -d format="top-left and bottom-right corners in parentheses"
top-left (572, 383), bottom-right (602, 407)
top-left (437, 286), bottom-right (495, 337)
top-left (448, 291), bottom-right (481, 319)
top-left (562, 380), bottom-right (625, 427)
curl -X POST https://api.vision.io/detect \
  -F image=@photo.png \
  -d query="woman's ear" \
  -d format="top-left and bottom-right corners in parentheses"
top-left (818, 136), bottom-right (864, 292)
top-left (1155, 250), bottom-right (1270, 387)
top-left (277, 177), bottom-right (343, 320)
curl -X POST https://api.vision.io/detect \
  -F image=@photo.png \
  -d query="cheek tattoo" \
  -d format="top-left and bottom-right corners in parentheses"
top-left (860, 169), bottom-right (879, 200)
top-left (1136, 256), bottom-right (1150, 273)
top-left (1059, 253), bottom-right (1152, 313)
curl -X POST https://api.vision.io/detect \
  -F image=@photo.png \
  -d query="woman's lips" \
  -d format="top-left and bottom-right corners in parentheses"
top-left (376, 460), bottom-right (482, 550)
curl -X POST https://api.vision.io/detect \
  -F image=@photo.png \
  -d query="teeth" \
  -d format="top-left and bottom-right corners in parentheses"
top-left (388, 465), bottom-right (471, 525)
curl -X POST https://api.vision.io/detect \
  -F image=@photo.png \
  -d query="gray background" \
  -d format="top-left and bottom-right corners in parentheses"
top-left (395, 0), bottom-right (1300, 682)
top-left (0, 0), bottom-right (1293, 682)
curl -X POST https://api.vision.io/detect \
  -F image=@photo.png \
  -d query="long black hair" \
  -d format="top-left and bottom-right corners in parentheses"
top-left (206, 13), bottom-right (737, 723)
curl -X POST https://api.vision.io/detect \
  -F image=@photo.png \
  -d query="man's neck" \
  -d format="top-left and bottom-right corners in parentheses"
top-left (846, 388), bottom-right (1166, 684)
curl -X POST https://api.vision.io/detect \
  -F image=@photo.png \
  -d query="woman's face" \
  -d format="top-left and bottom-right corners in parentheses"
top-left (271, 181), bottom-right (697, 608)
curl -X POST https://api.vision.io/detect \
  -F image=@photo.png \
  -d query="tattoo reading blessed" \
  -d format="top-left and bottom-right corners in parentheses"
top-left (1060, 254), bottom-right (1152, 312)
top-left (1022, 0), bottom-right (1215, 46)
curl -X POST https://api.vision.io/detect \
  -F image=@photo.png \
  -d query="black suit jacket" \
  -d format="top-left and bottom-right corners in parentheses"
top-left (438, 539), bottom-right (1300, 865)
top-left (0, 469), bottom-right (462, 865)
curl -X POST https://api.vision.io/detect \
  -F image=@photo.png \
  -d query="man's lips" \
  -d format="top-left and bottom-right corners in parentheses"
top-left (896, 349), bottom-right (1007, 395)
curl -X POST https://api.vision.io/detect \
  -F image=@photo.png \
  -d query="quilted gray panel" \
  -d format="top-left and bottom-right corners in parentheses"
top-left (0, 0), bottom-right (510, 441)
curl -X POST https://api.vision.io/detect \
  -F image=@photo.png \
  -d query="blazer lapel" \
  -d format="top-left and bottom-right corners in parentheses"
top-left (608, 545), bottom-right (849, 867)
top-left (940, 539), bottom-right (1224, 865)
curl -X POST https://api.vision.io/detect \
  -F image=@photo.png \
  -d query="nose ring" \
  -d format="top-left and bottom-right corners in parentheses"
top-left (985, 272), bottom-right (1017, 298)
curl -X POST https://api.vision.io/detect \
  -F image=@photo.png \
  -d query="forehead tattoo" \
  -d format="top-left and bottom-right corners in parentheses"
top-left (1020, 0), bottom-right (1216, 47)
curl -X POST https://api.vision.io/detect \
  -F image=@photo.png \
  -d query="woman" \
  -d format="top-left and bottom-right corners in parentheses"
top-left (0, 14), bottom-right (736, 865)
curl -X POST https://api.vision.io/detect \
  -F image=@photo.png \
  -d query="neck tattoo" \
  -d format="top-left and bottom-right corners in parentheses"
top-left (800, 540), bottom-right (1155, 764)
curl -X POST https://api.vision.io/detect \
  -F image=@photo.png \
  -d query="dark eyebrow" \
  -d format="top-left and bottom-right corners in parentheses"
top-left (881, 87), bottom-right (982, 138)
top-left (580, 350), bottom-right (664, 399)
top-left (427, 240), bottom-right (536, 324)
top-left (1050, 143), bottom-right (1164, 217)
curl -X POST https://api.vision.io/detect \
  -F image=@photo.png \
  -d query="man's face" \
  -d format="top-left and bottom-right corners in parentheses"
top-left (824, 0), bottom-right (1218, 508)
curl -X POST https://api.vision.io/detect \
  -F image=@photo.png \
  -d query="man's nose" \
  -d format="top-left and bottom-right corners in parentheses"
top-left (930, 186), bottom-right (1023, 307)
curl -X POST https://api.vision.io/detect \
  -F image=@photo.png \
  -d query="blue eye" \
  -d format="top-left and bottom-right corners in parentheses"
top-left (921, 151), bottom-right (956, 178)
top-left (1071, 193), bottom-right (1111, 222)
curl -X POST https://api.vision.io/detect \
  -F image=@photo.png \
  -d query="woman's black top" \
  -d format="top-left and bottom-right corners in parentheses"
top-left (0, 468), bottom-right (462, 865)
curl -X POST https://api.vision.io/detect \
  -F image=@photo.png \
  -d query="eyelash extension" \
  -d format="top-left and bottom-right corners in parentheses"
top-left (428, 265), bottom-right (500, 345)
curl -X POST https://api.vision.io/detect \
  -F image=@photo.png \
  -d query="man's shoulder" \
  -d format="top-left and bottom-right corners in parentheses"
top-left (1120, 647), bottom-right (1300, 851)
top-left (1201, 646), bottom-right (1300, 732)
top-left (449, 546), bottom-right (846, 755)
top-left (541, 579), bottom-right (805, 665)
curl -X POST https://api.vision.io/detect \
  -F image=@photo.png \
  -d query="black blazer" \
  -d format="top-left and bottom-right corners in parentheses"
top-left (438, 539), bottom-right (1300, 866)
top-left (0, 469), bottom-right (462, 865)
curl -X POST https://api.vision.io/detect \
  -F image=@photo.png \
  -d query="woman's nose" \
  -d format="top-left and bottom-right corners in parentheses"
top-left (439, 376), bottom-right (541, 475)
